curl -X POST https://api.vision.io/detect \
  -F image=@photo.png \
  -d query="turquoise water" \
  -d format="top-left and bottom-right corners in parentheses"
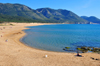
top-left (21, 24), bottom-right (100, 52)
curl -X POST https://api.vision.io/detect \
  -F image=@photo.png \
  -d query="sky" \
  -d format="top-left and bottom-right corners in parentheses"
top-left (0, 0), bottom-right (100, 18)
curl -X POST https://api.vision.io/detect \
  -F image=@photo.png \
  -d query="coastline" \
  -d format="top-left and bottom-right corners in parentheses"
top-left (0, 23), bottom-right (100, 66)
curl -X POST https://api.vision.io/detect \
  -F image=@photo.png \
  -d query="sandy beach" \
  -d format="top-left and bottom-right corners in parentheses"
top-left (0, 23), bottom-right (100, 66)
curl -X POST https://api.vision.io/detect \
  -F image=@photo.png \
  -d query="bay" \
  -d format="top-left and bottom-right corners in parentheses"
top-left (21, 24), bottom-right (100, 52)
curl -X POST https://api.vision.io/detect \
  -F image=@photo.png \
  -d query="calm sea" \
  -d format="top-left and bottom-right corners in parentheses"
top-left (21, 24), bottom-right (100, 52)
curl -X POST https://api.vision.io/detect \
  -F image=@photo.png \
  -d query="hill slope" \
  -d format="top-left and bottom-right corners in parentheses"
top-left (36, 8), bottom-right (88, 23)
top-left (0, 14), bottom-right (40, 23)
top-left (0, 3), bottom-right (88, 23)
top-left (81, 16), bottom-right (100, 24)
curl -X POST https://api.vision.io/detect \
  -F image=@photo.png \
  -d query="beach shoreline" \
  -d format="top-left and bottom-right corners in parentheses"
top-left (0, 22), bottom-right (100, 66)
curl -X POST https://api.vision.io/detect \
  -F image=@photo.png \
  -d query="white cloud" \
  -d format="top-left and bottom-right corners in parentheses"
top-left (82, 0), bottom-right (94, 8)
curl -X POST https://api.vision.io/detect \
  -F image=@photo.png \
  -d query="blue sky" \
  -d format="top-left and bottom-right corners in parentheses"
top-left (0, 0), bottom-right (100, 18)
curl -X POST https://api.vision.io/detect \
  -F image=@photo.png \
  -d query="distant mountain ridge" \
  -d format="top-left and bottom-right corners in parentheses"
top-left (0, 3), bottom-right (89, 23)
top-left (81, 16), bottom-right (100, 24)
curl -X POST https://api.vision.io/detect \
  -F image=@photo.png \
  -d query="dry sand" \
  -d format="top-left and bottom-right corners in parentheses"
top-left (0, 23), bottom-right (100, 66)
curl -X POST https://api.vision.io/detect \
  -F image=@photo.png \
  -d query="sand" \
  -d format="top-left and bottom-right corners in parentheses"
top-left (0, 23), bottom-right (100, 66)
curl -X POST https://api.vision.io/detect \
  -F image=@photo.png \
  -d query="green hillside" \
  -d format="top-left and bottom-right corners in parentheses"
top-left (81, 16), bottom-right (100, 24)
top-left (0, 3), bottom-right (89, 23)
top-left (0, 14), bottom-right (40, 23)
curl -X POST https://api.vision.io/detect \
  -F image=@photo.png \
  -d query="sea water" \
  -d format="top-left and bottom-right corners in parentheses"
top-left (21, 24), bottom-right (100, 52)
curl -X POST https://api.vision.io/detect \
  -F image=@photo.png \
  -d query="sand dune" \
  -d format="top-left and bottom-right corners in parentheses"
top-left (0, 23), bottom-right (100, 66)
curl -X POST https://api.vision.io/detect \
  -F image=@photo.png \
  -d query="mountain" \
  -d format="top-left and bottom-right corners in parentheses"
top-left (0, 3), bottom-right (88, 23)
top-left (35, 8), bottom-right (88, 23)
top-left (81, 16), bottom-right (100, 24)
top-left (0, 3), bottom-right (42, 19)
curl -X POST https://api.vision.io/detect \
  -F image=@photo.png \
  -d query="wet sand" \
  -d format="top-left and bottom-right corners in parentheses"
top-left (0, 23), bottom-right (100, 66)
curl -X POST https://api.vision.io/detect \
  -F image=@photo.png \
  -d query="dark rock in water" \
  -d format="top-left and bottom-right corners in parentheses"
top-left (77, 46), bottom-right (100, 53)
top-left (65, 47), bottom-right (70, 49)
top-left (63, 48), bottom-right (66, 50)
top-left (63, 46), bottom-right (100, 53)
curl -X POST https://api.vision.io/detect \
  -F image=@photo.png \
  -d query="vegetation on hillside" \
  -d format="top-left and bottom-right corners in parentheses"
top-left (81, 16), bottom-right (100, 24)
top-left (0, 3), bottom-right (88, 23)
top-left (0, 14), bottom-right (44, 23)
